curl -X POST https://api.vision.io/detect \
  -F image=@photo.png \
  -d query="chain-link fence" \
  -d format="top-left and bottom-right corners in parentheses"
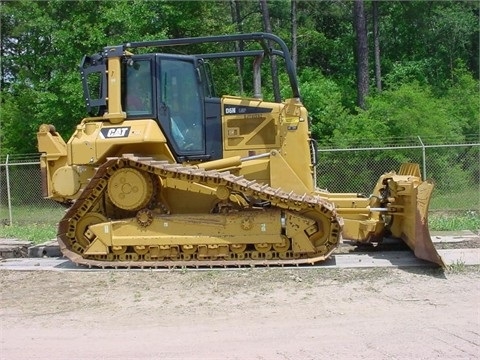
top-left (316, 142), bottom-right (480, 212)
top-left (0, 154), bottom-right (65, 225)
top-left (1, 141), bottom-right (479, 225)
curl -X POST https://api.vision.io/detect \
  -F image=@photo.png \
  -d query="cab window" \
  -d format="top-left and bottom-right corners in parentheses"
top-left (160, 59), bottom-right (204, 152)
top-left (124, 60), bottom-right (153, 116)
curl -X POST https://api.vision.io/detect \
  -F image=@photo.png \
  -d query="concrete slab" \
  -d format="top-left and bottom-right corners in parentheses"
top-left (438, 248), bottom-right (480, 266)
top-left (431, 230), bottom-right (479, 243)
top-left (3, 248), bottom-right (478, 271)
top-left (0, 257), bottom-right (84, 271)
top-left (28, 240), bottom-right (62, 258)
top-left (329, 251), bottom-right (434, 268)
top-left (0, 239), bottom-right (32, 259)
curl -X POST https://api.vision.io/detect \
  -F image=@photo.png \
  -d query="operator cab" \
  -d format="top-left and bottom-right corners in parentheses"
top-left (80, 52), bottom-right (221, 163)
top-left (122, 55), bottom-right (222, 162)
top-left (80, 33), bottom-right (302, 164)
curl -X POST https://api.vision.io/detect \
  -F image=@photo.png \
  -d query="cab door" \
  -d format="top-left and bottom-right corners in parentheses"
top-left (157, 57), bottom-right (205, 158)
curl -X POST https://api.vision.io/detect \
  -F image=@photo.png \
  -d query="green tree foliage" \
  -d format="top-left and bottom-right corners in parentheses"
top-left (0, 0), bottom-right (478, 158)
top-left (289, 67), bottom-right (349, 143)
top-left (444, 63), bottom-right (480, 137)
top-left (0, 0), bottom-right (233, 153)
top-left (0, 0), bottom-right (170, 153)
top-left (379, 1), bottom-right (479, 89)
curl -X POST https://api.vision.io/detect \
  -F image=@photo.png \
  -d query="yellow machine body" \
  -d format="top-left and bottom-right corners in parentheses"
top-left (37, 33), bottom-right (443, 267)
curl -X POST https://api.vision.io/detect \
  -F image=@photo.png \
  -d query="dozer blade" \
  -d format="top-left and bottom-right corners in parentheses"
top-left (389, 166), bottom-right (445, 267)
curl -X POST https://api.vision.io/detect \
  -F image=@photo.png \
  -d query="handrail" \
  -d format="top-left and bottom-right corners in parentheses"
top-left (121, 32), bottom-right (300, 99)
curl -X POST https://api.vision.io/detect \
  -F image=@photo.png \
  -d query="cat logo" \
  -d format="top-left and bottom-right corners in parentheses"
top-left (100, 127), bottom-right (131, 139)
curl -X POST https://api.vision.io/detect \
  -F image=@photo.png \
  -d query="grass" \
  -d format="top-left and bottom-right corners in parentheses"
top-left (446, 260), bottom-right (467, 274)
top-left (430, 189), bottom-right (479, 211)
top-left (428, 210), bottom-right (480, 233)
top-left (0, 205), bottom-right (64, 225)
top-left (0, 223), bottom-right (57, 244)
top-left (0, 205), bottom-right (62, 244)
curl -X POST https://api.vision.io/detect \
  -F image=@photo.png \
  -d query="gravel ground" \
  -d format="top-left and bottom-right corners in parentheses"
top-left (1, 266), bottom-right (479, 359)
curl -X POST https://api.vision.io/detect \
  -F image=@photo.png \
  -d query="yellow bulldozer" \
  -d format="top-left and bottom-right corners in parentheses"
top-left (37, 33), bottom-right (443, 267)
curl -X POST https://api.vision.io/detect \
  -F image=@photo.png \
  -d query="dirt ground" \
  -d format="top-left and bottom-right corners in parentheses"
top-left (1, 266), bottom-right (479, 360)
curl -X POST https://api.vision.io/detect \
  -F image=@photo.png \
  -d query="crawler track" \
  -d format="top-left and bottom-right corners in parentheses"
top-left (58, 155), bottom-right (343, 268)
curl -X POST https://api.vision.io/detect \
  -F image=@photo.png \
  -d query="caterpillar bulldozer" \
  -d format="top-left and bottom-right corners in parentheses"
top-left (37, 33), bottom-right (444, 268)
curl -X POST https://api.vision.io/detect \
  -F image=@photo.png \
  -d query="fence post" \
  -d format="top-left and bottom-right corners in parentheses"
top-left (417, 136), bottom-right (426, 180)
top-left (5, 154), bottom-right (13, 225)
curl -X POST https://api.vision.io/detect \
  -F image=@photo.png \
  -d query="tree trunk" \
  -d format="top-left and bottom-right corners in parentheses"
top-left (372, 0), bottom-right (382, 91)
top-left (291, 0), bottom-right (298, 69)
top-left (353, 0), bottom-right (369, 109)
top-left (230, 0), bottom-right (244, 94)
top-left (259, 0), bottom-right (281, 102)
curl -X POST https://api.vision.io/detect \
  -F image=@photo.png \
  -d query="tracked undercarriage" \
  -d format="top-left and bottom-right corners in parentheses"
top-left (59, 155), bottom-right (342, 268)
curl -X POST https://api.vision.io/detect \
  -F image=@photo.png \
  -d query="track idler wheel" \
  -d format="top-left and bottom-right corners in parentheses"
top-left (74, 212), bottom-right (107, 248)
top-left (107, 168), bottom-right (154, 211)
